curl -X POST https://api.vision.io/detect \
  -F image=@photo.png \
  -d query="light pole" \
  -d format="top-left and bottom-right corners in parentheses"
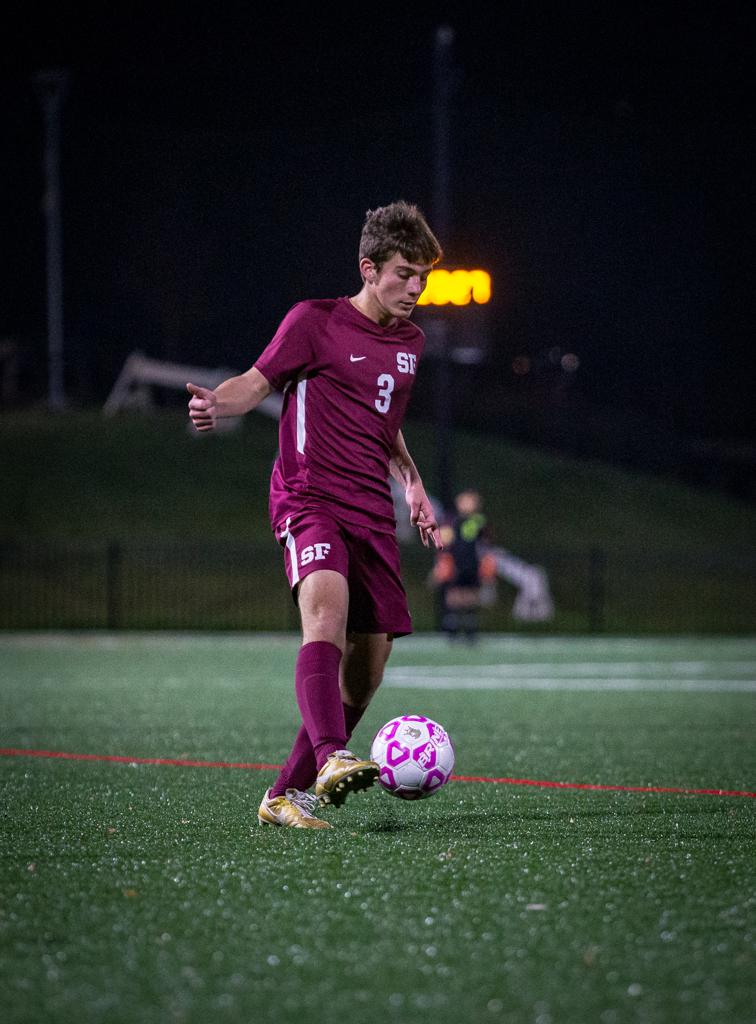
top-left (432, 25), bottom-right (455, 512)
top-left (33, 68), bottom-right (69, 411)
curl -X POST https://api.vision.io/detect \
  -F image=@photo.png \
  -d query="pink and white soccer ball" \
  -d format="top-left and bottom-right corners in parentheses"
top-left (370, 714), bottom-right (455, 800)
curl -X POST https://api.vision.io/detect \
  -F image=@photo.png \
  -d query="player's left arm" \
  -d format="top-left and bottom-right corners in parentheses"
top-left (390, 430), bottom-right (442, 549)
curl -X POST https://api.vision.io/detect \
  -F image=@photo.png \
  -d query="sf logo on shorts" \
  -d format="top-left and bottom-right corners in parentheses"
top-left (300, 543), bottom-right (332, 565)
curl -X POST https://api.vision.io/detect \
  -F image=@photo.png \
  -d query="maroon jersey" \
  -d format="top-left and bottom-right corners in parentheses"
top-left (254, 296), bottom-right (425, 534)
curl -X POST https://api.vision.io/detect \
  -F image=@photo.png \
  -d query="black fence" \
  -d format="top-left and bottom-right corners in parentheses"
top-left (1, 539), bottom-right (754, 634)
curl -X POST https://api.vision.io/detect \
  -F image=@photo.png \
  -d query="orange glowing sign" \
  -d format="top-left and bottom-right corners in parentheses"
top-left (417, 269), bottom-right (491, 306)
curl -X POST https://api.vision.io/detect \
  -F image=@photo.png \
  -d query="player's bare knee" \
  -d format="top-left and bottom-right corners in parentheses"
top-left (301, 619), bottom-right (347, 651)
top-left (298, 572), bottom-right (348, 646)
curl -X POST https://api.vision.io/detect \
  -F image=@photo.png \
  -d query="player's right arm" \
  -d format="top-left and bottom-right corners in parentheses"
top-left (186, 367), bottom-right (273, 432)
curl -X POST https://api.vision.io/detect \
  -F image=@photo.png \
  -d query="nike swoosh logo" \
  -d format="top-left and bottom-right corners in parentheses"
top-left (350, 355), bottom-right (367, 362)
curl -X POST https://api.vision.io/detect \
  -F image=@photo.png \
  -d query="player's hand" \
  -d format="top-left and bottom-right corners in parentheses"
top-left (186, 382), bottom-right (218, 432)
top-left (406, 483), bottom-right (442, 550)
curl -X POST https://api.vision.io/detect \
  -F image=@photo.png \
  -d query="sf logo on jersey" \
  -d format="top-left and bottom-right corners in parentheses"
top-left (396, 352), bottom-right (417, 375)
top-left (300, 543), bottom-right (332, 565)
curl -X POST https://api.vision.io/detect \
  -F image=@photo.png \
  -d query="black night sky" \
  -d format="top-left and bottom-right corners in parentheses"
top-left (3, 3), bottom-right (753, 489)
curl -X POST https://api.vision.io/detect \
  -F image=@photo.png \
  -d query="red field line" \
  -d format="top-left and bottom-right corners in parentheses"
top-left (0, 748), bottom-right (280, 771)
top-left (2, 747), bottom-right (754, 799)
top-left (452, 774), bottom-right (756, 798)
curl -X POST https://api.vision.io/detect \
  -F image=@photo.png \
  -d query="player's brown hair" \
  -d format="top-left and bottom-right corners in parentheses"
top-left (359, 200), bottom-right (442, 269)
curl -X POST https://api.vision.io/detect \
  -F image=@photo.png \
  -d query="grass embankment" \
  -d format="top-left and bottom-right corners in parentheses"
top-left (2, 410), bottom-right (754, 631)
top-left (3, 409), bottom-right (753, 553)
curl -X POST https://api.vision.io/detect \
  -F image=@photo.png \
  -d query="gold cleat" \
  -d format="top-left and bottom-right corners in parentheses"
top-left (315, 749), bottom-right (380, 808)
top-left (257, 788), bottom-right (332, 829)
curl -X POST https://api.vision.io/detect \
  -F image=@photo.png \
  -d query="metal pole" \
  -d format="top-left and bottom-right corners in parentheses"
top-left (433, 25), bottom-right (453, 245)
top-left (106, 541), bottom-right (122, 630)
top-left (589, 546), bottom-right (606, 632)
top-left (33, 69), bottom-right (69, 411)
top-left (433, 25), bottom-right (454, 512)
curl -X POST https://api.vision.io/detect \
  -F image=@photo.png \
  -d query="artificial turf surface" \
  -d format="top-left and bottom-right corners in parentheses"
top-left (1, 633), bottom-right (754, 1024)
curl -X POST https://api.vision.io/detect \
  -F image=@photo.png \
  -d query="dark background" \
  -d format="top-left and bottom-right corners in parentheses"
top-left (2, 3), bottom-right (753, 496)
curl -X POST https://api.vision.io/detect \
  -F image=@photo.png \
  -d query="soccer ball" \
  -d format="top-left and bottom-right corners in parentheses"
top-left (370, 714), bottom-right (455, 800)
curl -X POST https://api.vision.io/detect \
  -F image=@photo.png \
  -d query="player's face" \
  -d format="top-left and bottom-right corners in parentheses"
top-left (369, 252), bottom-right (433, 323)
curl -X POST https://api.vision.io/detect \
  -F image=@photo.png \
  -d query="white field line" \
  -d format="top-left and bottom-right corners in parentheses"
top-left (383, 676), bottom-right (756, 692)
top-left (383, 665), bottom-right (756, 692)
top-left (389, 661), bottom-right (756, 678)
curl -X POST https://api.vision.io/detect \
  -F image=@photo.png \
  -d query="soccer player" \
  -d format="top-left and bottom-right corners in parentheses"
top-left (433, 489), bottom-right (496, 643)
top-left (187, 201), bottom-right (443, 828)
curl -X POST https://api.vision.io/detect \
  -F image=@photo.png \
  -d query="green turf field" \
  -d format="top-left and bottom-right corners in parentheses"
top-left (1, 633), bottom-right (755, 1023)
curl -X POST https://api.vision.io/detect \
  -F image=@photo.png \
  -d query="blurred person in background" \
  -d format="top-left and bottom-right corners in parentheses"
top-left (186, 201), bottom-right (442, 828)
top-left (433, 489), bottom-right (497, 642)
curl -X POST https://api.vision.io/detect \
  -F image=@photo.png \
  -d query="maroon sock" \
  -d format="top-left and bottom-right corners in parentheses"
top-left (270, 701), bottom-right (368, 798)
top-left (269, 724), bottom-right (315, 798)
top-left (294, 641), bottom-right (346, 771)
top-left (343, 702), bottom-right (366, 739)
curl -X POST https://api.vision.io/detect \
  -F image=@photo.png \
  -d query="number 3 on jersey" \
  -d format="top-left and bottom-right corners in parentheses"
top-left (375, 373), bottom-right (395, 413)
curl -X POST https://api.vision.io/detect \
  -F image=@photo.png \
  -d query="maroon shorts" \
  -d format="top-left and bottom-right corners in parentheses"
top-left (277, 509), bottom-right (412, 637)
